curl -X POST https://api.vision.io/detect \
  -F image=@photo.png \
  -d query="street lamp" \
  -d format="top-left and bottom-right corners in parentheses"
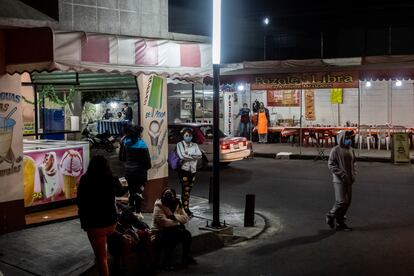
top-left (212, 0), bottom-right (221, 228)
top-left (263, 17), bottom-right (270, 60)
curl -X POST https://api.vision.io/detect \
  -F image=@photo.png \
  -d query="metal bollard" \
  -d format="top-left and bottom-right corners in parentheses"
top-left (244, 194), bottom-right (255, 227)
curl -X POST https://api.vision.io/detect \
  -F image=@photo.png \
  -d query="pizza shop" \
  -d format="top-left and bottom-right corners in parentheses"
top-left (217, 57), bottom-right (414, 159)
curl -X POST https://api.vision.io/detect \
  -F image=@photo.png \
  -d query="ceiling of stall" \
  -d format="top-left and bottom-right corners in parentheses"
top-left (30, 72), bottom-right (138, 91)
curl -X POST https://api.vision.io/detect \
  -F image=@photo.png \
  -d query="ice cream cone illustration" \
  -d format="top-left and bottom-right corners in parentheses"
top-left (39, 152), bottom-right (59, 199)
top-left (59, 150), bottom-right (83, 199)
top-left (148, 76), bottom-right (163, 116)
top-left (23, 155), bottom-right (36, 206)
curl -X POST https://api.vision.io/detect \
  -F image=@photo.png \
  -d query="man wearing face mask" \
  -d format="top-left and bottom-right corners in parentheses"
top-left (326, 130), bottom-right (356, 231)
top-left (176, 128), bottom-right (202, 216)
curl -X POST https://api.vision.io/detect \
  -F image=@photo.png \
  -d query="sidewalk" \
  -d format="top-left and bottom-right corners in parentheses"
top-left (252, 142), bottom-right (414, 162)
top-left (0, 196), bottom-right (266, 276)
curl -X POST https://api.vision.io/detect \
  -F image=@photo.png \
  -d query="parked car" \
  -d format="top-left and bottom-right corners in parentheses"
top-left (168, 123), bottom-right (252, 169)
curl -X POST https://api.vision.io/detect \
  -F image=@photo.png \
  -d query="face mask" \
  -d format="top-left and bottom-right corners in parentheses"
top-left (184, 135), bottom-right (192, 143)
top-left (344, 139), bottom-right (352, 147)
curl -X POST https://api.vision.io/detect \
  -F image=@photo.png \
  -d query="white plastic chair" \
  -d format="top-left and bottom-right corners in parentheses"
top-left (358, 125), bottom-right (374, 150)
top-left (377, 126), bottom-right (390, 150)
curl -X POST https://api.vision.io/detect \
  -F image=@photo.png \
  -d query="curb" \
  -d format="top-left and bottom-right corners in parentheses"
top-left (254, 151), bottom-right (411, 163)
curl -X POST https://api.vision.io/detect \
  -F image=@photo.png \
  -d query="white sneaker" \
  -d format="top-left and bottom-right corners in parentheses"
top-left (133, 212), bottom-right (144, 220)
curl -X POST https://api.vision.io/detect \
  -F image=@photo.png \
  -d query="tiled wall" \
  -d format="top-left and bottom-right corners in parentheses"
top-left (58, 0), bottom-right (169, 38)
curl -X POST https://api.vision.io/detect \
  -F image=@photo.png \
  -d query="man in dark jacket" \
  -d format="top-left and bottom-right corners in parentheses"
top-left (123, 103), bottom-right (133, 122)
top-left (326, 131), bottom-right (356, 231)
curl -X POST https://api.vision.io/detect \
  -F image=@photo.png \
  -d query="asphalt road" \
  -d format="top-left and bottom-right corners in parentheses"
top-left (165, 158), bottom-right (414, 276)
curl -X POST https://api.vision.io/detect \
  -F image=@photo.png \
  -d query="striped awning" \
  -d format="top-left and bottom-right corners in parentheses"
top-left (5, 27), bottom-right (212, 81)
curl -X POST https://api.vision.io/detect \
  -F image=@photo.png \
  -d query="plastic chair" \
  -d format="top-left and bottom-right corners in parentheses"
top-left (377, 126), bottom-right (390, 150)
top-left (358, 125), bottom-right (374, 150)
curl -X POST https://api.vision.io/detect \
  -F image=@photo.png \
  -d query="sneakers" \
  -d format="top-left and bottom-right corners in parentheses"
top-left (326, 214), bottom-right (335, 229)
top-left (336, 223), bottom-right (352, 231)
top-left (133, 212), bottom-right (144, 220)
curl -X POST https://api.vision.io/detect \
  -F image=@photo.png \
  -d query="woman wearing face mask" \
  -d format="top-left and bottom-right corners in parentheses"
top-left (151, 188), bottom-right (197, 269)
top-left (176, 128), bottom-right (202, 216)
top-left (326, 130), bottom-right (356, 231)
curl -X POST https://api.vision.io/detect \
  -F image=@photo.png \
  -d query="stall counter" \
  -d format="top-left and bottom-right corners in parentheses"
top-left (23, 140), bottom-right (90, 208)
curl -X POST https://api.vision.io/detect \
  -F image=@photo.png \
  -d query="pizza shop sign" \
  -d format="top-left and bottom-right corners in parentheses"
top-left (251, 72), bottom-right (359, 90)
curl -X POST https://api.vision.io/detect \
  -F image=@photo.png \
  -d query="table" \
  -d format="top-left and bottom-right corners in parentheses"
top-left (97, 120), bottom-right (130, 136)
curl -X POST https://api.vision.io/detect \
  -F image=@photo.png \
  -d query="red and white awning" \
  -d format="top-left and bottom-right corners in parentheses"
top-left (5, 27), bottom-right (212, 81)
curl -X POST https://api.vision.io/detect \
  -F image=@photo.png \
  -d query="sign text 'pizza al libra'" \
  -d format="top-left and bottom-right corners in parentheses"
top-left (251, 72), bottom-right (359, 90)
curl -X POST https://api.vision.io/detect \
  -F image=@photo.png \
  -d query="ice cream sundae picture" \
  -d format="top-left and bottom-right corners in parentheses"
top-left (38, 152), bottom-right (60, 199)
top-left (0, 107), bottom-right (17, 164)
top-left (59, 149), bottom-right (83, 199)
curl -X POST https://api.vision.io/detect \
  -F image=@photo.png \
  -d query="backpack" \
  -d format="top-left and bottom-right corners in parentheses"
top-left (168, 145), bottom-right (182, 171)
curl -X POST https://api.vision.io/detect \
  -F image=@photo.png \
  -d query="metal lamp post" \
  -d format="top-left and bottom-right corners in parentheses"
top-left (212, 0), bottom-right (221, 228)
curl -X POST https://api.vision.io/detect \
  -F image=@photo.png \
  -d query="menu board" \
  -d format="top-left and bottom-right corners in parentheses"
top-left (267, 90), bottom-right (300, 107)
top-left (23, 146), bottom-right (84, 207)
top-left (305, 89), bottom-right (316, 121)
top-left (391, 133), bottom-right (410, 164)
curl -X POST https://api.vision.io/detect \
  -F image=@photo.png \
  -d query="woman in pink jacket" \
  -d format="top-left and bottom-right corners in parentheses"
top-left (151, 188), bottom-right (197, 270)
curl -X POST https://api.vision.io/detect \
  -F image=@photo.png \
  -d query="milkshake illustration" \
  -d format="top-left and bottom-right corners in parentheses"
top-left (0, 109), bottom-right (16, 164)
top-left (38, 152), bottom-right (60, 199)
top-left (148, 76), bottom-right (163, 116)
top-left (23, 155), bottom-right (36, 206)
top-left (59, 150), bottom-right (83, 199)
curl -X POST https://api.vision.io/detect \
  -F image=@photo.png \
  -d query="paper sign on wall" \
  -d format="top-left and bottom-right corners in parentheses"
top-left (331, 88), bottom-right (343, 104)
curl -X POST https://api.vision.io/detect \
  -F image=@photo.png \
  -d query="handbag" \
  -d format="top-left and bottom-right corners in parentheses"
top-left (168, 148), bottom-right (182, 171)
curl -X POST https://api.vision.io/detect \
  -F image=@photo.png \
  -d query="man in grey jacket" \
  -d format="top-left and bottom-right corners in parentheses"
top-left (326, 130), bottom-right (356, 231)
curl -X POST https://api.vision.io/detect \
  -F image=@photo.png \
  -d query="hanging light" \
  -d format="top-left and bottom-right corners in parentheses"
top-left (237, 84), bottom-right (245, 91)
top-left (365, 81), bottom-right (372, 88)
top-left (396, 80), bottom-right (402, 87)
top-left (263, 17), bottom-right (270, 26)
top-left (110, 102), bottom-right (118, 108)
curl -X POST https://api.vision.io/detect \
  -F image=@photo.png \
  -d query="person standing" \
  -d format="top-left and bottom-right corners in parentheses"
top-left (123, 102), bottom-right (133, 122)
top-left (176, 128), bottom-right (202, 216)
top-left (77, 155), bottom-right (126, 276)
top-left (326, 131), bottom-right (356, 231)
top-left (257, 102), bottom-right (270, 143)
top-left (236, 103), bottom-right (251, 139)
top-left (121, 125), bottom-right (151, 219)
top-left (151, 188), bottom-right (197, 269)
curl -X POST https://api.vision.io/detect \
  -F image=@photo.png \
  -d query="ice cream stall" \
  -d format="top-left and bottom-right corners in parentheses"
top-left (23, 140), bottom-right (89, 210)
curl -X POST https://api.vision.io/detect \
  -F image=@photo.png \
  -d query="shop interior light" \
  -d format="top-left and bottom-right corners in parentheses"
top-left (263, 17), bottom-right (270, 26)
top-left (396, 80), bottom-right (402, 87)
top-left (110, 102), bottom-right (118, 108)
top-left (365, 81), bottom-right (372, 88)
top-left (237, 84), bottom-right (245, 91)
top-left (212, 0), bottom-right (221, 65)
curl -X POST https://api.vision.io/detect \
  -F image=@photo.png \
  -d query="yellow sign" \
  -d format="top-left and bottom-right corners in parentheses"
top-left (330, 88), bottom-right (343, 104)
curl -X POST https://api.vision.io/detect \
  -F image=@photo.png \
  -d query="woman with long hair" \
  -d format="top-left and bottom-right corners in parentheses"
top-left (176, 128), bottom-right (202, 216)
top-left (77, 155), bottom-right (125, 276)
top-left (121, 125), bottom-right (151, 219)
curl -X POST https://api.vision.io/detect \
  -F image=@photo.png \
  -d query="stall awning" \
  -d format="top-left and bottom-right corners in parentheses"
top-left (5, 27), bottom-right (212, 81)
top-left (208, 55), bottom-right (414, 85)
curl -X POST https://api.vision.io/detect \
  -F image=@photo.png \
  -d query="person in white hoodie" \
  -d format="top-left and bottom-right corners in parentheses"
top-left (151, 188), bottom-right (197, 269)
top-left (176, 128), bottom-right (202, 216)
top-left (326, 130), bottom-right (356, 231)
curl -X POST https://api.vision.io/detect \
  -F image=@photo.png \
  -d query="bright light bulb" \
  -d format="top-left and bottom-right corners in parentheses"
top-left (263, 17), bottom-right (270, 25)
top-left (365, 81), bottom-right (372, 88)
top-left (110, 102), bottom-right (117, 108)
top-left (396, 80), bottom-right (402, 87)
top-left (237, 84), bottom-right (245, 91)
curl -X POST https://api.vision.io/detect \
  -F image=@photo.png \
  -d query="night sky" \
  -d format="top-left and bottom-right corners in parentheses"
top-left (169, 0), bottom-right (414, 63)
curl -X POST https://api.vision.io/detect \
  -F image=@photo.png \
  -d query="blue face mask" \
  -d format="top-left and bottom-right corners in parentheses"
top-left (344, 139), bottom-right (352, 147)
top-left (184, 136), bottom-right (192, 143)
